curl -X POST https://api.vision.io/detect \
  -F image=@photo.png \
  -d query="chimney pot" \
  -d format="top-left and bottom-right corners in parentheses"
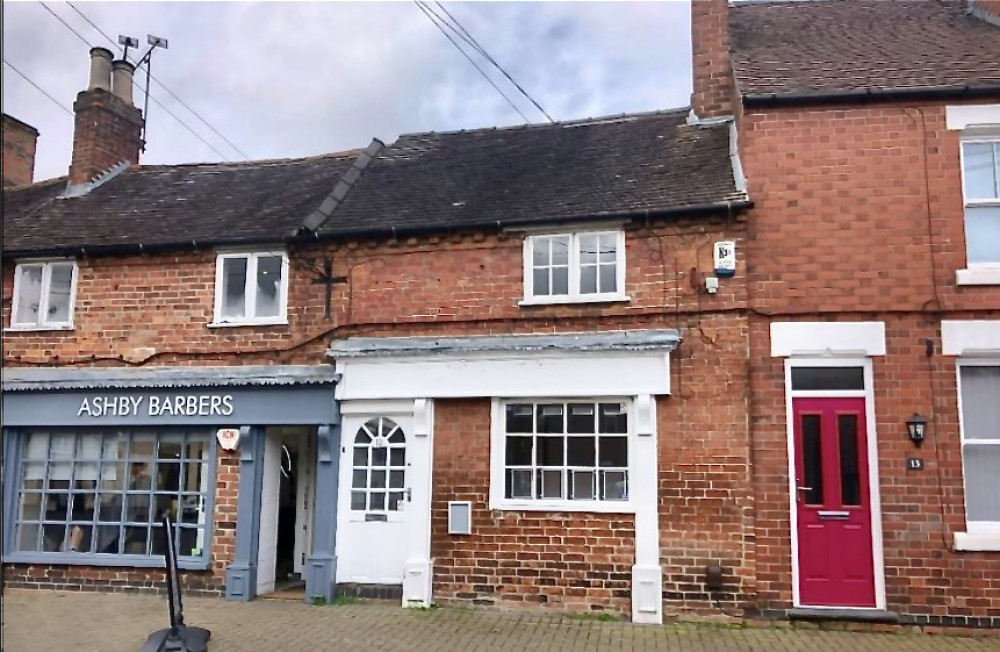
top-left (111, 59), bottom-right (137, 107)
top-left (88, 47), bottom-right (113, 92)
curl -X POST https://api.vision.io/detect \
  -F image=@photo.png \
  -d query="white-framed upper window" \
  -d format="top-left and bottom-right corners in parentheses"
top-left (960, 139), bottom-right (1000, 267)
top-left (212, 251), bottom-right (288, 326)
top-left (522, 230), bottom-right (627, 304)
top-left (10, 260), bottom-right (78, 330)
top-left (490, 399), bottom-right (633, 513)
top-left (957, 362), bottom-right (1000, 534)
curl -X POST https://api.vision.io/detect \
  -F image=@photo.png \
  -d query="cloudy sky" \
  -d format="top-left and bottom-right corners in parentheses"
top-left (2, 1), bottom-right (692, 182)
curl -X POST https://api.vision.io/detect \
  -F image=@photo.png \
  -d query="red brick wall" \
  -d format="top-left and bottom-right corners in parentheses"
top-left (739, 100), bottom-right (1000, 619)
top-left (69, 89), bottom-right (143, 185)
top-left (2, 114), bottom-right (38, 187)
top-left (2, 448), bottom-right (239, 595)
top-left (431, 399), bottom-right (636, 614)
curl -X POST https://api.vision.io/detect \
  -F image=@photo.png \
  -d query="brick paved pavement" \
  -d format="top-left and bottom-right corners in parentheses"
top-left (2, 590), bottom-right (997, 652)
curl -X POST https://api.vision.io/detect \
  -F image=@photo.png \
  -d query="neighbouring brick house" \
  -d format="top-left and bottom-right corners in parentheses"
top-left (1, 45), bottom-right (751, 624)
top-left (689, 0), bottom-right (999, 629)
top-left (2, 113), bottom-right (40, 188)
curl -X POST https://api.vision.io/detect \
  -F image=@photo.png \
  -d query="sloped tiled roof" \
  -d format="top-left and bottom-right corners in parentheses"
top-left (730, 0), bottom-right (1000, 99)
top-left (1, 153), bottom-right (356, 255)
top-left (316, 109), bottom-right (745, 237)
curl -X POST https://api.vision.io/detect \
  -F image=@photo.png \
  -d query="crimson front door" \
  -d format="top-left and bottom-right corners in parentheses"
top-left (793, 397), bottom-right (876, 607)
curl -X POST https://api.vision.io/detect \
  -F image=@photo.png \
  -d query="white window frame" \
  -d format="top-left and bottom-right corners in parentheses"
top-left (488, 397), bottom-right (636, 514)
top-left (520, 229), bottom-right (628, 305)
top-left (956, 360), bottom-right (1000, 541)
top-left (211, 250), bottom-right (289, 327)
top-left (8, 259), bottom-right (78, 331)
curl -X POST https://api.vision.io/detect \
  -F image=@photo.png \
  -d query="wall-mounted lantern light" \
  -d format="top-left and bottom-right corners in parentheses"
top-left (906, 413), bottom-right (928, 447)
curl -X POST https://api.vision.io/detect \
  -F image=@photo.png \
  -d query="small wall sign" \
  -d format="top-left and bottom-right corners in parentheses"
top-left (907, 458), bottom-right (924, 471)
top-left (714, 241), bottom-right (736, 277)
top-left (217, 428), bottom-right (241, 451)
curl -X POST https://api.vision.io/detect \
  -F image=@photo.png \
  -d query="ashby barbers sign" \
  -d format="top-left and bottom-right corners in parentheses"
top-left (77, 394), bottom-right (236, 418)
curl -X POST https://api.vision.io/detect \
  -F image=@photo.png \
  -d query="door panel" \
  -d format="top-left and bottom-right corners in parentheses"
top-left (256, 431), bottom-right (280, 595)
top-left (336, 414), bottom-right (411, 584)
top-left (793, 397), bottom-right (875, 607)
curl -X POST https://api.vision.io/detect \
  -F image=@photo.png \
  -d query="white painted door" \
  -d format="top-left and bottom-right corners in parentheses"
top-left (336, 413), bottom-right (411, 584)
top-left (256, 430), bottom-right (280, 595)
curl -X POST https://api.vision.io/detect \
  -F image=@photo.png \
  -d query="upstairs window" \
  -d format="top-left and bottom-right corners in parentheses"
top-left (10, 260), bottom-right (77, 329)
top-left (212, 251), bottom-right (288, 326)
top-left (523, 230), bottom-right (626, 304)
top-left (961, 140), bottom-right (1000, 266)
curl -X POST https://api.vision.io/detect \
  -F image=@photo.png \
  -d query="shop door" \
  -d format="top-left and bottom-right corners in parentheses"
top-left (335, 414), bottom-right (410, 584)
top-left (793, 397), bottom-right (876, 607)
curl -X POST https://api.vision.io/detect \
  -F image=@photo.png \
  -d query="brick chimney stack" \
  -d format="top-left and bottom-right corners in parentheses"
top-left (690, 0), bottom-right (734, 120)
top-left (2, 113), bottom-right (39, 187)
top-left (68, 47), bottom-right (144, 186)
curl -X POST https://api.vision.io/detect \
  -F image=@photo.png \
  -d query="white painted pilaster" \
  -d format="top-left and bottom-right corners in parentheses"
top-left (631, 394), bottom-right (662, 624)
top-left (402, 398), bottom-right (435, 607)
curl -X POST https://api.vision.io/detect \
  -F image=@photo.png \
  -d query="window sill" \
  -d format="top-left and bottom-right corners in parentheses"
top-left (956, 267), bottom-right (1000, 286)
top-left (4, 324), bottom-right (74, 332)
top-left (519, 295), bottom-right (631, 307)
top-left (208, 319), bottom-right (288, 329)
top-left (2, 552), bottom-right (211, 570)
top-left (953, 532), bottom-right (1000, 552)
top-left (490, 499), bottom-right (635, 514)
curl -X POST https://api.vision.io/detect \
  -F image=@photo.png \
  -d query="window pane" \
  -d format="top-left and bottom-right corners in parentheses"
top-left (506, 469), bottom-right (532, 499)
top-left (388, 492), bottom-right (405, 511)
top-left (123, 526), bottom-right (149, 554)
top-left (571, 470), bottom-right (595, 500)
top-left (801, 414), bottom-right (824, 505)
top-left (17, 523), bottom-right (40, 552)
top-left (552, 267), bottom-right (569, 295)
top-left (22, 462), bottom-right (45, 490)
top-left (389, 448), bottom-right (405, 466)
top-left (353, 447), bottom-right (367, 466)
top-left (70, 486), bottom-right (96, 521)
top-left (838, 414), bottom-right (861, 506)
top-left (42, 524), bottom-right (67, 552)
top-left (532, 268), bottom-right (550, 296)
top-left (959, 366), bottom-right (1000, 440)
top-left (964, 444), bottom-right (1000, 523)
top-left (505, 436), bottom-right (533, 465)
top-left (598, 437), bottom-right (628, 467)
top-left (598, 234), bottom-right (617, 264)
top-left (352, 470), bottom-right (366, 489)
top-left (126, 493), bottom-right (152, 523)
top-left (538, 469), bottom-right (563, 499)
top-left (351, 492), bottom-right (366, 510)
top-left (567, 404), bottom-right (595, 433)
top-left (603, 471), bottom-right (628, 500)
top-left (176, 528), bottom-right (202, 557)
top-left (963, 142), bottom-right (998, 200)
top-left (599, 264), bottom-right (617, 293)
top-left (45, 264), bottom-right (74, 323)
top-left (578, 235), bottom-right (598, 265)
top-left (965, 206), bottom-right (1000, 265)
top-left (598, 403), bottom-right (628, 433)
top-left (532, 238), bottom-right (549, 266)
top-left (371, 447), bottom-right (387, 467)
top-left (97, 494), bottom-right (123, 522)
top-left (790, 367), bottom-right (865, 391)
top-left (95, 525), bottom-right (121, 554)
top-left (369, 492), bottom-right (386, 510)
top-left (567, 436), bottom-right (596, 466)
top-left (389, 470), bottom-right (404, 489)
top-left (371, 470), bottom-right (386, 489)
top-left (551, 236), bottom-right (570, 265)
top-left (254, 255), bottom-right (282, 318)
top-left (221, 257), bottom-right (247, 318)
top-left (181, 461), bottom-right (206, 493)
top-left (580, 266), bottom-right (597, 294)
top-left (505, 404), bottom-right (533, 433)
top-left (19, 492), bottom-right (43, 520)
top-left (156, 462), bottom-right (181, 492)
top-left (15, 265), bottom-right (42, 325)
top-left (536, 404), bottom-right (564, 433)
top-left (537, 437), bottom-right (564, 466)
top-left (158, 440), bottom-right (183, 460)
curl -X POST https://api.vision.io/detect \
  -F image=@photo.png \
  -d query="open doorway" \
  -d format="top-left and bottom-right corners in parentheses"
top-left (257, 426), bottom-right (315, 598)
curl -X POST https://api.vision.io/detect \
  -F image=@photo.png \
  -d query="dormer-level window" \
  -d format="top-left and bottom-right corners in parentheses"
top-left (522, 230), bottom-right (627, 305)
top-left (212, 251), bottom-right (288, 326)
top-left (961, 140), bottom-right (1000, 267)
top-left (10, 260), bottom-right (77, 330)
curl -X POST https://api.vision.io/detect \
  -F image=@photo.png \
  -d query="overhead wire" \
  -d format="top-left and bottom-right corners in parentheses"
top-left (2, 58), bottom-right (75, 117)
top-left (37, 1), bottom-right (233, 162)
top-left (64, 0), bottom-right (251, 160)
top-left (412, 0), bottom-right (532, 124)
top-left (431, 1), bottom-right (554, 123)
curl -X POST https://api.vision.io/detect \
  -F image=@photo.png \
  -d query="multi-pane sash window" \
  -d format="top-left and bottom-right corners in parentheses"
top-left (502, 401), bottom-right (629, 503)
top-left (13, 429), bottom-right (212, 560)
top-left (961, 141), bottom-right (1000, 265)
top-left (959, 365), bottom-right (1000, 532)
top-left (525, 231), bottom-right (625, 303)
top-left (213, 251), bottom-right (288, 325)
top-left (11, 261), bottom-right (77, 329)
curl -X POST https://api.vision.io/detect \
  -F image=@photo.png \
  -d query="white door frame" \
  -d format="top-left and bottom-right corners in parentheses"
top-left (256, 428), bottom-right (281, 595)
top-left (783, 357), bottom-right (886, 610)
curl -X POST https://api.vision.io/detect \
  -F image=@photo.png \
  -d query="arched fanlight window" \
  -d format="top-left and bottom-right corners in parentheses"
top-left (350, 417), bottom-right (406, 512)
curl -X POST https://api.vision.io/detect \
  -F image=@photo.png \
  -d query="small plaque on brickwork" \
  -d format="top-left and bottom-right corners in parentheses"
top-left (907, 458), bottom-right (924, 471)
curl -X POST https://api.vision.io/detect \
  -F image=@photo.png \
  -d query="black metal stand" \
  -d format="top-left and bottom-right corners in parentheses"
top-left (141, 514), bottom-right (211, 652)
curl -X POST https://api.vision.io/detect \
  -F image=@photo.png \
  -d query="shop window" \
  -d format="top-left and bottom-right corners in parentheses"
top-left (492, 400), bottom-right (630, 510)
top-left (522, 230), bottom-right (627, 305)
top-left (959, 364), bottom-right (1000, 533)
top-left (11, 429), bottom-right (212, 564)
top-left (9, 260), bottom-right (77, 330)
top-left (212, 251), bottom-right (288, 326)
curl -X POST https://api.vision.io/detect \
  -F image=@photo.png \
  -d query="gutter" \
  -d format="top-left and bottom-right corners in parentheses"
top-left (743, 84), bottom-right (1000, 108)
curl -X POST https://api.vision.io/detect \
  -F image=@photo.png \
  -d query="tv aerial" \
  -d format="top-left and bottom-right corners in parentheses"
top-left (119, 33), bottom-right (169, 151)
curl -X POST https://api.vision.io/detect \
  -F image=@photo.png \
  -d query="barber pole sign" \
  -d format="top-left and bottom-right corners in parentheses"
top-left (216, 428), bottom-right (241, 451)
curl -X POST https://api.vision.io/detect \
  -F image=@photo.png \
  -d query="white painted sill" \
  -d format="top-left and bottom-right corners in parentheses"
top-left (518, 295), bottom-right (631, 307)
top-left (4, 324), bottom-right (74, 332)
top-left (490, 499), bottom-right (636, 514)
top-left (953, 532), bottom-right (1000, 552)
top-left (208, 319), bottom-right (288, 329)
top-left (956, 267), bottom-right (1000, 286)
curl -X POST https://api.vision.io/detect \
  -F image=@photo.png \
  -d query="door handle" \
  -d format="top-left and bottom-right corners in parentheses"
top-left (795, 486), bottom-right (812, 502)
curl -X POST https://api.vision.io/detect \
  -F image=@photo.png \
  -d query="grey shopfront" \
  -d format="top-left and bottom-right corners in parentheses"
top-left (1, 366), bottom-right (343, 603)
